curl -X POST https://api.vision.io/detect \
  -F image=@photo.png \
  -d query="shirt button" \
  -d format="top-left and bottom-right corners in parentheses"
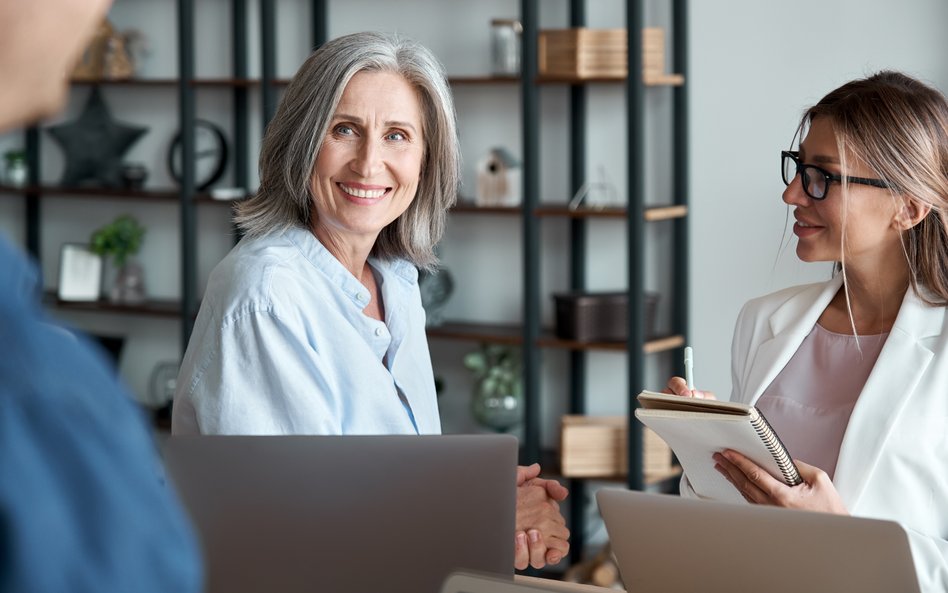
top-left (374, 327), bottom-right (384, 337)
top-left (357, 293), bottom-right (367, 302)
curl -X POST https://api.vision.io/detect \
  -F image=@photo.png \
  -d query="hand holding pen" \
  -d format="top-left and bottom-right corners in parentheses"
top-left (663, 345), bottom-right (717, 400)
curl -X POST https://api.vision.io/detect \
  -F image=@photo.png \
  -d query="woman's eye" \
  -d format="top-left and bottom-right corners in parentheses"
top-left (334, 124), bottom-right (355, 136)
top-left (386, 131), bottom-right (406, 141)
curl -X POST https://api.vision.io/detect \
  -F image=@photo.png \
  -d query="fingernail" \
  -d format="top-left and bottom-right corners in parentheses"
top-left (517, 533), bottom-right (526, 546)
top-left (529, 530), bottom-right (540, 543)
top-left (549, 555), bottom-right (561, 564)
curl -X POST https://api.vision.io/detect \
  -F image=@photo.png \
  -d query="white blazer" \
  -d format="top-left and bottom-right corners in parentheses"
top-left (706, 276), bottom-right (948, 593)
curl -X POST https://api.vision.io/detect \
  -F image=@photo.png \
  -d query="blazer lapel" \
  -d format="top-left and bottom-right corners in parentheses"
top-left (833, 286), bottom-right (939, 508)
top-left (743, 278), bottom-right (842, 405)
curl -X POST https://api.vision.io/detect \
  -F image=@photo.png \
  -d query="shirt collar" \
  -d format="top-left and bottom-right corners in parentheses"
top-left (281, 226), bottom-right (418, 307)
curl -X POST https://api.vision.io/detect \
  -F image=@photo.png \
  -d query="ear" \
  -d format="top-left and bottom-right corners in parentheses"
top-left (893, 196), bottom-right (931, 231)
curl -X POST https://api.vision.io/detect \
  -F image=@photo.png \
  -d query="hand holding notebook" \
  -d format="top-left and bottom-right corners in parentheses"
top-left (635, 390), bottom-right (802, 504)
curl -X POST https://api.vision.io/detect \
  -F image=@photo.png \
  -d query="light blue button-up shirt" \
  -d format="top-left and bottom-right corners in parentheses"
top-left (172, 226), bottom-right (441, 436)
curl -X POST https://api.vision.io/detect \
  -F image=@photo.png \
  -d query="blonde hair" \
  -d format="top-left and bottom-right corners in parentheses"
top-left (798, 71), bottom-right (948, 305)
top-left (235, 31), bottom-right (460, 269)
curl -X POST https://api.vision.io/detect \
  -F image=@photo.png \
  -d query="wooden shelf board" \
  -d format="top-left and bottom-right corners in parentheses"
top-left (536, 75), bottom-right (625, 84)
top-left (539, 334), bottom-right (684, 353)
top-left (538, 204), bottom-right (688, 220)
top-left (428, 322), bottom-right (685, 354)
top-left (535, 204), bottom-right (626, 218)
top-left (643, 334), bottom-right (686, 354)
top-left (535, 74), bottom-right (685, 86)
top-left (643, 204), bottom-right (687, 221)
top-left (426, 321), bottom-right (524, 345)
top-left (451, 202), bottom-right (521, 215)
top-left (44, 292), bottom-right (182, 317)
top-left (537, 444), bottom-right (682, 487)
top-left (644, 74), bottom-right (685, 87)
top-left (0, 184), bottom-right (236, 204)
top-left (448, 75), bottom-right (521, 85)
top-left (71, 77), bottom-right (260, 88)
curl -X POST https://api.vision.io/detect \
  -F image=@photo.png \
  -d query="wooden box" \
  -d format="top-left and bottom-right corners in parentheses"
top-left (538, 28), bottom-right (627, 80)
top-left (537, 27), bottom-right (685, 85)
top-left (560, 415), bottom-right (673, 478)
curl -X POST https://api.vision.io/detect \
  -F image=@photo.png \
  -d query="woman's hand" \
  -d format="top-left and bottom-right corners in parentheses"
top-left (713, 450), bottom-right (849, 515)
top-left (664, 376), bottom-right (717, 400)
top-left (514, 464), bottom-right (570, 569)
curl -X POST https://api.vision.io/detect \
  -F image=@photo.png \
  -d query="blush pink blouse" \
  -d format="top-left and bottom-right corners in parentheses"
top-left (755, 324), bottom-right (888, 479)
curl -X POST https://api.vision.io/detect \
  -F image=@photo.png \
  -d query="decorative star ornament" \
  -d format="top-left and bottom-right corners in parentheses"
top-left (46, 87), bottom-right (148, 188)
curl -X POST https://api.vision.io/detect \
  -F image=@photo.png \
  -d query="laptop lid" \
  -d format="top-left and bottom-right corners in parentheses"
top-left (162, 435), bottom-right (517, 593)
top-left (597, 489), bottom-right (920, 593)
top-left (440, 573), bottom-right (613, 593)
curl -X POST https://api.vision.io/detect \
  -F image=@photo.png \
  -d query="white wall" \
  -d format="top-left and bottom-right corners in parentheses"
top-left (689, 0), bottom-right (948, 397)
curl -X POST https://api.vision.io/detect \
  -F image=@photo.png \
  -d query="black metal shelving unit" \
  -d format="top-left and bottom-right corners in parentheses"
top-left (18, 0), bottom-right (250, 358)
top-left (254, 0), bottom-right (690, 569)
top-left (290, 0), bottom-right (690, 566)
top-left (516, 0), bottom-right (690, 564)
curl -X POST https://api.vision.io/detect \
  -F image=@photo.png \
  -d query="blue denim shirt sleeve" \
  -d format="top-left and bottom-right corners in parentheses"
top-left (0, 238), bottom-right (202, 593)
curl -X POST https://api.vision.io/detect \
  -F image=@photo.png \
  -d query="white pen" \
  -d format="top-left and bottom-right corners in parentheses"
top-left (684, 346), bottom-right (695, 392)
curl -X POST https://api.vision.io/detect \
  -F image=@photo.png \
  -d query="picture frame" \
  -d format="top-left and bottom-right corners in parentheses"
top-left (58, 243), bottom-right (103, 301)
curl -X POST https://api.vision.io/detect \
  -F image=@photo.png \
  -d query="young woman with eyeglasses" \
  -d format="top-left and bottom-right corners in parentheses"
top-left (667, 71), bottom-right (948, 592)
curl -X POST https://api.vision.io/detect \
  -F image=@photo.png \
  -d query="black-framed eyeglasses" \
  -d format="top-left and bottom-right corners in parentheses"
top-left (781, 150), bottom-right (891, 200)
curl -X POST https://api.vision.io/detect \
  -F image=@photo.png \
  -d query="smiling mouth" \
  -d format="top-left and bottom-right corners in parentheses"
top-left (338, 183), bottom-right (389, 199)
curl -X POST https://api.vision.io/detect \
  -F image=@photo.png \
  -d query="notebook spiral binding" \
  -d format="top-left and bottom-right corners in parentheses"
top-left (750, 412), bottom-right (803, 486)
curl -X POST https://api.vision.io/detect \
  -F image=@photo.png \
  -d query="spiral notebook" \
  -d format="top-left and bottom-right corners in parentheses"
top-left (635, 390), bottom-right (801, 503)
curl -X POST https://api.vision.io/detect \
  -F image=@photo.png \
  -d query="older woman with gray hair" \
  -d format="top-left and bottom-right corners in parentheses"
top-left (172, 31), bottom-right (569, 570)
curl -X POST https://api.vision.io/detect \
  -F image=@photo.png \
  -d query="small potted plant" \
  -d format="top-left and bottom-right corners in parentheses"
top-left (464, 343), bottom-right (523, 432)
top-left (90, 214), bottom-right (147, 304)
top-left (4, 149), bottom-right (28, 187)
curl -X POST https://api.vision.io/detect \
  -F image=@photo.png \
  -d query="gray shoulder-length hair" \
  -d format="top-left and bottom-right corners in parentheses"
top-left (235, 31), bottom-right (460, 269)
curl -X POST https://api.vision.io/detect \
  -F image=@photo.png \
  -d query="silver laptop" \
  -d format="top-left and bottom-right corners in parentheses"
top-left (440, 572), bottom-right (609, 593)
top-left (597, 489), bottom-right (920, 593)
top-left (162, 435), bottom-right (517, 593)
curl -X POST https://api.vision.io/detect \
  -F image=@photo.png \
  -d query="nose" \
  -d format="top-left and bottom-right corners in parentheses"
top-left (349, 137), bottom-right (384, 178)
top-left (782, 172), bottom-right (810, 207)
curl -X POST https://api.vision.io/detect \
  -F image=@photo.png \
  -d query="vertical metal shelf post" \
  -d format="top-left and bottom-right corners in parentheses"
top-left (625, 1), bottom-right (646, 492)
top-left (672, 0), bottom-right (690, 358)
top-left (566, 0), bottom-right (588, 566)
top-left (232, 0), bottom-right (249, 198)
top-left (177, 0), bottom-right (198, 352)
top-left (312, 0), bottom-right (328, 48)
top-left (520, 0), bottom-right (541, 466)
top-left (24, 127), bottom-right (41, 260)
top-left (261, 0), bottom-right (278, 129)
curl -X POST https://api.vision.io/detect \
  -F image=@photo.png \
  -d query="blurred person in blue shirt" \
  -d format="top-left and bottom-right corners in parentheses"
top-left (0, 2), bottom-right (201, 592)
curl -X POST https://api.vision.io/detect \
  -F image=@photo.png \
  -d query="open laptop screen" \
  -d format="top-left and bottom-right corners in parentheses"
top-left (597, 489), bottom-right (920, 593)
top-left (163, 435), bottom-right (517, 593)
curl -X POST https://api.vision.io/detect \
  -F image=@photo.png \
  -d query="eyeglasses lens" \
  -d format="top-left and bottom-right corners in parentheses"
top-left (803, 167), bottom-right (826, 199)
top-left (782, 153), bottom-right (826, 199)
top-left (781, 153), bottom-right (796, 186)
